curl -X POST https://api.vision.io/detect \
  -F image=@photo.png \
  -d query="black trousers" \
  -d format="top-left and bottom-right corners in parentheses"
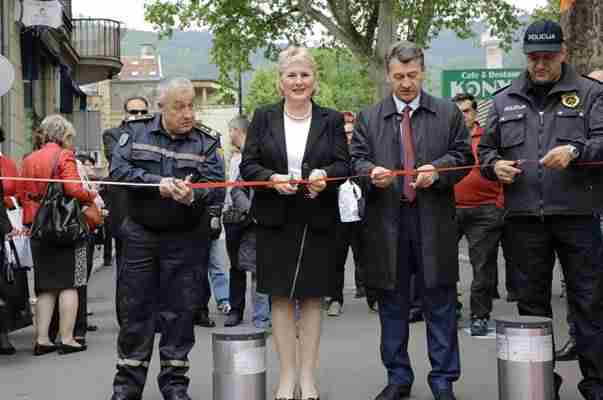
top-left (501, 222), bottom-right (520, 297)
top-left (507, 215), bottom-right (603, 398)
top-left (456, 205), bottom-right (503, 319)
top-left (112, 219), bottom-right (208, 400)
top-left (331, 221), bottom-right (365, 304)
top-left (112, 236), bottom-right (123, 326)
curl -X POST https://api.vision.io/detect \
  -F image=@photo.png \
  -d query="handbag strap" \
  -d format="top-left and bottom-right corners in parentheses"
top-left (49, 149), bottom-right (63, 180)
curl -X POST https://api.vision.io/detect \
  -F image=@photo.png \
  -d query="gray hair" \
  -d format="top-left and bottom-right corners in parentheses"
top-left (228, 116), bottom-right (250, 131)
top-left (40, 114), bottom-right (76, 145)
top-left (157, 77), bottom-right (195, 105)
top-left (385, 41), bottom-right (425, 71)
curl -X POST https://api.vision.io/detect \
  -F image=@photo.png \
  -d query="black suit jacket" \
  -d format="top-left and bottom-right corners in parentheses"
top-left (240, 101), bottom-right (349, 230)
top-left (101, 123), bottom-right (129, 236)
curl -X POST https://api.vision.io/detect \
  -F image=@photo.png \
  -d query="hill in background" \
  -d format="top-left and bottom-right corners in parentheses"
top-left (121, 23), bottom-right (528, 97)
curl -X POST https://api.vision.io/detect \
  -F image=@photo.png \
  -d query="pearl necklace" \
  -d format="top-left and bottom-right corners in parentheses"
top-left (284, 104), bottom-right (312, 121)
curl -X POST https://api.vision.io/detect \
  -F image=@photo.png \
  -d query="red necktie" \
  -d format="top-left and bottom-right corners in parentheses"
top-left (401, 106), bottom-right (416, 202)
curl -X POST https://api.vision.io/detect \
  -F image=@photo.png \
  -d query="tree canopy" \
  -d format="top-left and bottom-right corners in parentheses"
top-left (532, 0), bottom-right (560, 22)
top-left (144, 0), bottom-right (521, 97)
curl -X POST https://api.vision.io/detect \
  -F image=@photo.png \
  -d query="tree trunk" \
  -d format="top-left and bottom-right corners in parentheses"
top-left (560, 0), bottom-right (603, 74)
top-left (374, 0), bottom-right (395, 99)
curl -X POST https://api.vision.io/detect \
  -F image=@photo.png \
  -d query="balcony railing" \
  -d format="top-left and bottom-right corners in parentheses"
top-left (72, 18), bottom-right (122, 60)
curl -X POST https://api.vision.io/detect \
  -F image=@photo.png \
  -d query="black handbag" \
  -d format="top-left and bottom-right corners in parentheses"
top-left (30, 151), bottom-right (89, 247)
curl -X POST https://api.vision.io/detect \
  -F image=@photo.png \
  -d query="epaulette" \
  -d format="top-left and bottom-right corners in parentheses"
top-left (195, 123), bottom-right (221, 140)
top-left (492, 83), bottom-right (512, 96)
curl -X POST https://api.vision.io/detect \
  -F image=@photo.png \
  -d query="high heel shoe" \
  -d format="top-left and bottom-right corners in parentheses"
top-left (0, 344), bottom-right (16, 355)
top-left (33, 343), bottom-right (57, 356)
top-left (58, 343), bottom-right (87, 355)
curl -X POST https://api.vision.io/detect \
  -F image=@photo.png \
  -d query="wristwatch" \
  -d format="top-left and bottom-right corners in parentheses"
top-left (568, 145), bottom-right (580, 160)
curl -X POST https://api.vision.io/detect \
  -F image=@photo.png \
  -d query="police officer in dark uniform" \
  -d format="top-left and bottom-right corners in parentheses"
top-left (110, 77), bottom-right (223, 400)
top-left (479, 20), bottom-right (603, 400)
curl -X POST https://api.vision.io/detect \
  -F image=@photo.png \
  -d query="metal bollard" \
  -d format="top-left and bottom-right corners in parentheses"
top-left (496, 316), bottom-right (554, 400)
top-left (212, 327), bottom-right (267, 400)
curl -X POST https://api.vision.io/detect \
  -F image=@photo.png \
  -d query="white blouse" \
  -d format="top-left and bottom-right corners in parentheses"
top-left (284, 113), bottom-right (311, 179)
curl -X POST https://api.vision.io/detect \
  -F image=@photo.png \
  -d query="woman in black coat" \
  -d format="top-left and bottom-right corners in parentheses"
top-left (241, 47), bottom-right (349, 400)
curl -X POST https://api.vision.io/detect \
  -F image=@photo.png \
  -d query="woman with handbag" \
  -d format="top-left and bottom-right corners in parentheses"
top-left (17, 115), bottom-right (95, 355)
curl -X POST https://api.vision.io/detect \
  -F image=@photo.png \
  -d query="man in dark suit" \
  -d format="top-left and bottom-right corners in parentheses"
top-left (351, 41), bottom-right (473, 400)
top-left (102, 96), bottom-right (149, 325)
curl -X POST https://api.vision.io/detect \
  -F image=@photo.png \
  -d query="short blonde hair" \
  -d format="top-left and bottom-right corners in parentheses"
top-left (40, 114), bottom-right (76, 148)
top-left (277, 46), bottom-right (319, 97)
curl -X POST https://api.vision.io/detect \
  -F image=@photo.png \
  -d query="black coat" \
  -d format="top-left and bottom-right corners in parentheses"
top-left (240, 101), bottom-right (350, 298)
top-left (240, 101), bottom-right (350, 230)
top-left (351, 92), bottom-right (473, 290)
top-left (102, 125), bottom-right (129, 236)
top-left (479, 64), bottom-right (603, 216)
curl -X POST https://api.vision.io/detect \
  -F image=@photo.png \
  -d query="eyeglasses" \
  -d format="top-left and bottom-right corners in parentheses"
top-left (527, 53), bottom-right (559, 63)
top-left (127, 109), bottom-right (148, 116)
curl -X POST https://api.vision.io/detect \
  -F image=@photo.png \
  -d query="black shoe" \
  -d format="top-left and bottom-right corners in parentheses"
top-left (409, 308), bottom-right (423, 323)
top-left (224, 312), bottom-right (243, 327)
top-left (74, 337), bottom-right (86, 346)
top-left (58, 343), bottom-right (87, 355)
top-left (555, 337), bottom-right (578, 361)
top-left (0, 344), bottom-right (16, 355)
top-left (375, 383), bottom-right (411, 400)
top-left (33, 343), bottom-right (57, 356)
top-left (433, 391), bottom-right (457, 400)
top-left (355, 287), bottom-right (367, 298)
top-left (194, 311), bottom-right (216, 328)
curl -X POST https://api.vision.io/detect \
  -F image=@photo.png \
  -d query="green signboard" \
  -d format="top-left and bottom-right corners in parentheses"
top-left (442, 69), bottom-right (522, 99)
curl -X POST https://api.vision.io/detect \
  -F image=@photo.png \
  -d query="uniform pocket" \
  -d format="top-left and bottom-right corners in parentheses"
top-left (554, 109), bottom-right (587, 144)
top-left (176, 159), bottom-right (202, 181)
top-left (499, 112), bottom-right (526, 149)
top-left (130, 149), bottom-right (162, 174)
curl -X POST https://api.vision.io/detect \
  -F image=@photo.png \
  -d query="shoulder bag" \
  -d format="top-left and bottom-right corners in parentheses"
top-left (30, 151), bottom-right (89, 247)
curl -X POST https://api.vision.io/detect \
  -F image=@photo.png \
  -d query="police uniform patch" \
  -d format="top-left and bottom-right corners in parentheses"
top-left (119, 133), bottom-right (130, 147)
top-left (561, 92), bottom-right (580, 108)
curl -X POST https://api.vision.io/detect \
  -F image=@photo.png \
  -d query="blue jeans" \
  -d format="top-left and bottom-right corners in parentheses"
top-left (251, 277), bottom-right (271, 328)
top-left (208, 239), bottom-right (229, 305)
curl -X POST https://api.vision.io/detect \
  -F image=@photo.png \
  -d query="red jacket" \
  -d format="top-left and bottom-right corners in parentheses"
top-left (454, 124), bottom-right (504, 208)
top-left (1, 155), bottom-right (19, 209)
top-left (18, 143), bottom-right (94, 226)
